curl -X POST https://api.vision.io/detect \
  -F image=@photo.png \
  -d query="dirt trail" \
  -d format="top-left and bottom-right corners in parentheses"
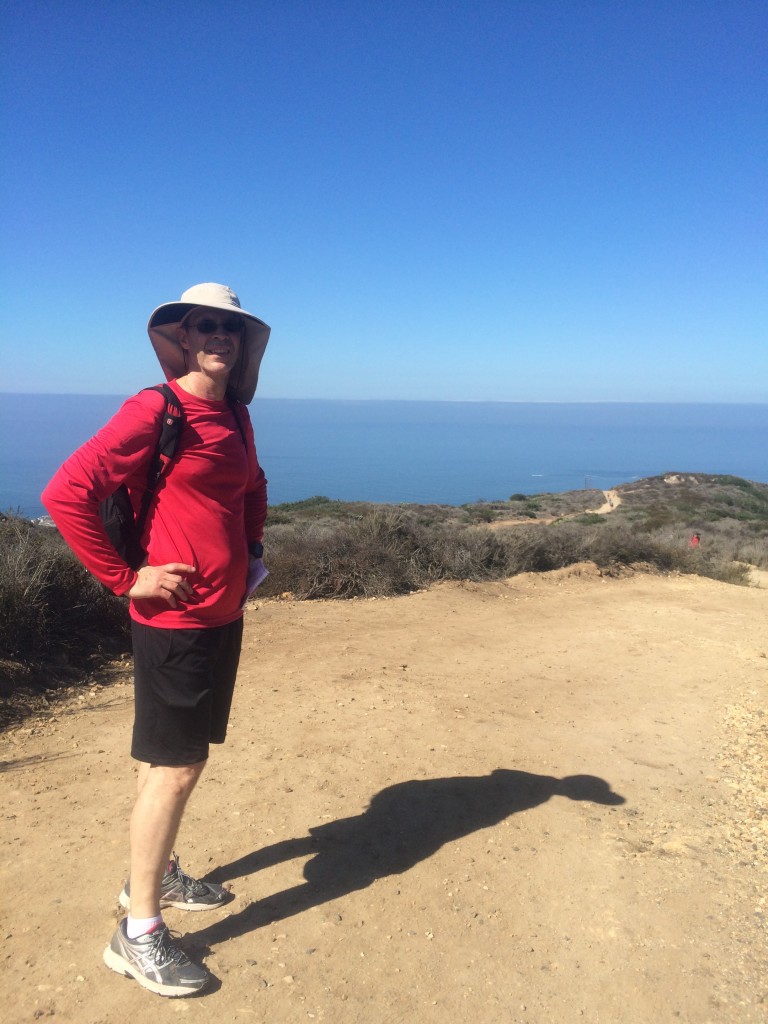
top-left (586, 488), bottom-right (622, 515)
top-left (746, 565), bottom-right (768, 589)
top-left (1, 568), bottom-right (766, 1024)
top-left (489, 488), bottom-right (623, 527)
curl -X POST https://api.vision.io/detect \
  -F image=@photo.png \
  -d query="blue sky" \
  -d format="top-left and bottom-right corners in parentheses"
top-left (2, 0), bottom-right (766, 402)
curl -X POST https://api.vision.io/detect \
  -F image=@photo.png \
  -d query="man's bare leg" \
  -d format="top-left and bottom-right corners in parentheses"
top-left (128, 761), bottom-right (206, 919)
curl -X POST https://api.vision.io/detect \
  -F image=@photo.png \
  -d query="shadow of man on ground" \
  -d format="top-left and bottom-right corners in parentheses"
top-left (190, 769), bottom-right (624, 949)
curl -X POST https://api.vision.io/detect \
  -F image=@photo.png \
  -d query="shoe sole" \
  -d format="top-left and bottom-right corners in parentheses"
top-left (103, 945), bottom-right (210, 997)
top-left (119, 889), bottom-right (229, 912)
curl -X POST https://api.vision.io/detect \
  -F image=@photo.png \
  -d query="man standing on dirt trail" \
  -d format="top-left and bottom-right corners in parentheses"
top-left (42, 283), bottom-right (270, 997)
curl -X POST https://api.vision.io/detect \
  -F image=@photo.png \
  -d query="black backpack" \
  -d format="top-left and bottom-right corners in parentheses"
top-left (98, 384), bottom-right (184, 570)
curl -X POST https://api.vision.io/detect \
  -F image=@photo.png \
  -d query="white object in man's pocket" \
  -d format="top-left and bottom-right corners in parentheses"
top-left (243, 556), bottom-right (269, 606)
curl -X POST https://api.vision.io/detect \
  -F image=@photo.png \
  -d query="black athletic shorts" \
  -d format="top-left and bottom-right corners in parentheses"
top-left (131, 618), bottom-right (244, 766)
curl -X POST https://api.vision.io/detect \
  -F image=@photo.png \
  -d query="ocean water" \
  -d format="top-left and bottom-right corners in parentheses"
top-left (1, 394), bottom-right (766, 519)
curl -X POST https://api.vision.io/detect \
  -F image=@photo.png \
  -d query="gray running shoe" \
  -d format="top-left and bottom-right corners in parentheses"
top-left (103, 920), bottom-right (210, 997)
top-left (120, 853), bottom-right (231, 912)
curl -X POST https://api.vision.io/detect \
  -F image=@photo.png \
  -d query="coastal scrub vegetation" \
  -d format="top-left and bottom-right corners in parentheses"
top-left (0, 514), bottom-right (129, 724)
top-left (256, 472), bottom-right (767, 601)
top-left (1, 473), bottom-right (766, 721)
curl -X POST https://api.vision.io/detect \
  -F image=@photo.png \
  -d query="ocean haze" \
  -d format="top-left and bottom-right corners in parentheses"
top-left (2, 394), bottom-right (767, 519)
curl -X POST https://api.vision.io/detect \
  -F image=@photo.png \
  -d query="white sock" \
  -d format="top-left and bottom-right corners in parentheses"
top-left (126, 915), bottom-right (163, 939)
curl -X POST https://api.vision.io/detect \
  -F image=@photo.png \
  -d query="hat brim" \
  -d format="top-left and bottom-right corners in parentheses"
top-left (147, 300), bottom-right (270, 405)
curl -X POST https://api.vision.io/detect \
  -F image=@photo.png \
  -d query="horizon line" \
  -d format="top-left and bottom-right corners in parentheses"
top-left (1, 392), bottom-right (766, 407)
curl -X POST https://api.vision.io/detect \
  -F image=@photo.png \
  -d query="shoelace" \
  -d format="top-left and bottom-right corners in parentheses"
top-left (172, 862), bottom-right (210, 896)
top-left (147, 926), bottom-right (188, 967)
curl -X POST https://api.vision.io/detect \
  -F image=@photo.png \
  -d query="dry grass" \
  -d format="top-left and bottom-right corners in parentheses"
top-left (258, 510), bottom-right (724, 601)
top-left (0, 516), bottom-right (129, 707)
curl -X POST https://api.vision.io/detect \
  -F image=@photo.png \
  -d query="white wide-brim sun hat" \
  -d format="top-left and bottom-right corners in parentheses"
top-left (147, 282), bottom-right (271, 405)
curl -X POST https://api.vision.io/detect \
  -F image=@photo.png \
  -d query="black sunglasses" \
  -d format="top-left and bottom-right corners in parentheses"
top-left (189, 316), bottom-right (244, 335)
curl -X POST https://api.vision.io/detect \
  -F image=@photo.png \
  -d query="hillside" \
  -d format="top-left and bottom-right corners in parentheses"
top-left (264, 472), bottom-right (768, 532)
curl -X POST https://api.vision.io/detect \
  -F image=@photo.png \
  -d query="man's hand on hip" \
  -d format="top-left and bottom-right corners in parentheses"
top-left (126, 563), bottom-right (197, 607)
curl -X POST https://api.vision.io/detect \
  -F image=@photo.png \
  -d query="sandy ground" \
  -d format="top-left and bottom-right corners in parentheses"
top-left (1, 566), bottom-right (766, 1024)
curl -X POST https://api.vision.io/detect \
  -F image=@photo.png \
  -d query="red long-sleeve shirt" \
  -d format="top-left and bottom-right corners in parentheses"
top-left (42, 380), bottom-right (267, 629)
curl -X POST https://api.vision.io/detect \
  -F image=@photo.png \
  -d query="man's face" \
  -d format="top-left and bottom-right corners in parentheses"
top-left (179, 307), bottom-right (243, 378)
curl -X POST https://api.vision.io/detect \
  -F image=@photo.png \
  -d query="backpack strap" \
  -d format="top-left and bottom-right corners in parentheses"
top-left (133, 384), bottom-right (184, 551)
top-left (226, 392), bottom-right (249, 451)
top-left (145, 384), bottom-right (183, 489)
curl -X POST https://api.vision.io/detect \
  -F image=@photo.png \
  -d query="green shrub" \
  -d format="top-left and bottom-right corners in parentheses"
top-left (475, 508), bottom-right (496, 523)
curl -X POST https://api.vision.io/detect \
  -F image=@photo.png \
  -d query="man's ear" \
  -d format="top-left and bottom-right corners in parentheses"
top-left (177, 324), bottom-right (190, 351)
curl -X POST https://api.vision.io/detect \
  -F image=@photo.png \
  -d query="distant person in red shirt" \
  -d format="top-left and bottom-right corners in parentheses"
top-left (689, 532), bottom-right (701, 548)
top-left (42, 283), bottom-right (270, 997)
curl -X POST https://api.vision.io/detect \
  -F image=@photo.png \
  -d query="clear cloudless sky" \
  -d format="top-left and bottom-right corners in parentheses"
top-left (1, 0), bottom-right (766, 402)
